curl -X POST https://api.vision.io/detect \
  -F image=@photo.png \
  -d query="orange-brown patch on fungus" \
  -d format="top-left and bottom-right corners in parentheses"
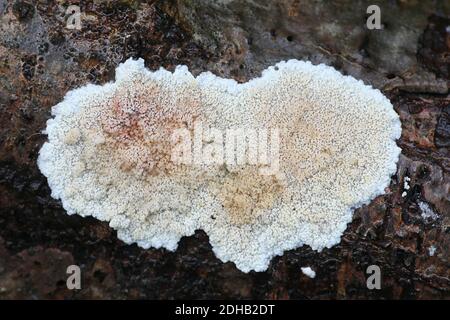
top-left (100, 83), bottom-right (202, 177)
top-left (212, 169), bottom-right (285, 225)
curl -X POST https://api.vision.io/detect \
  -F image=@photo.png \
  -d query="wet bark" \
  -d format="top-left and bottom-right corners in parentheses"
top-left (0, 0), bottom-right (448, 299)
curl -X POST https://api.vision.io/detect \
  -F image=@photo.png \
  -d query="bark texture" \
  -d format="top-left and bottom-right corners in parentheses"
top-left (0, 0), bottom-right (448, 299)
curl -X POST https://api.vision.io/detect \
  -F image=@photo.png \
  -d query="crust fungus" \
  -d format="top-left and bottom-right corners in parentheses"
top-left (38, 58), bottom-right (401, 272)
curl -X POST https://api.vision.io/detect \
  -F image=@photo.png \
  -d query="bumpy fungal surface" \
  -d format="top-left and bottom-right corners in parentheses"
top-left (38, 58), bottom-right (401, 272)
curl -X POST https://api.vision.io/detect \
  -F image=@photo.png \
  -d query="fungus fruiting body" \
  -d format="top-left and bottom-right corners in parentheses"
top-left (38, 58), bottom-right (401, 272)
top-left (301, 267), bottom-right (316, 279)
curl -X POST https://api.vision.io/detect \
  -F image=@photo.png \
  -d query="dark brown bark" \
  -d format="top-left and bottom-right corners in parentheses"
top-left (0, 0), bottom-right (448, 299)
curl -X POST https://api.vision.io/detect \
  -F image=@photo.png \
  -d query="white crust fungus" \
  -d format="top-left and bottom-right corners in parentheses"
top-left (38, 58), bottom-right (401, 272)
top-left (301, 267), bottom-right (316, 279)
